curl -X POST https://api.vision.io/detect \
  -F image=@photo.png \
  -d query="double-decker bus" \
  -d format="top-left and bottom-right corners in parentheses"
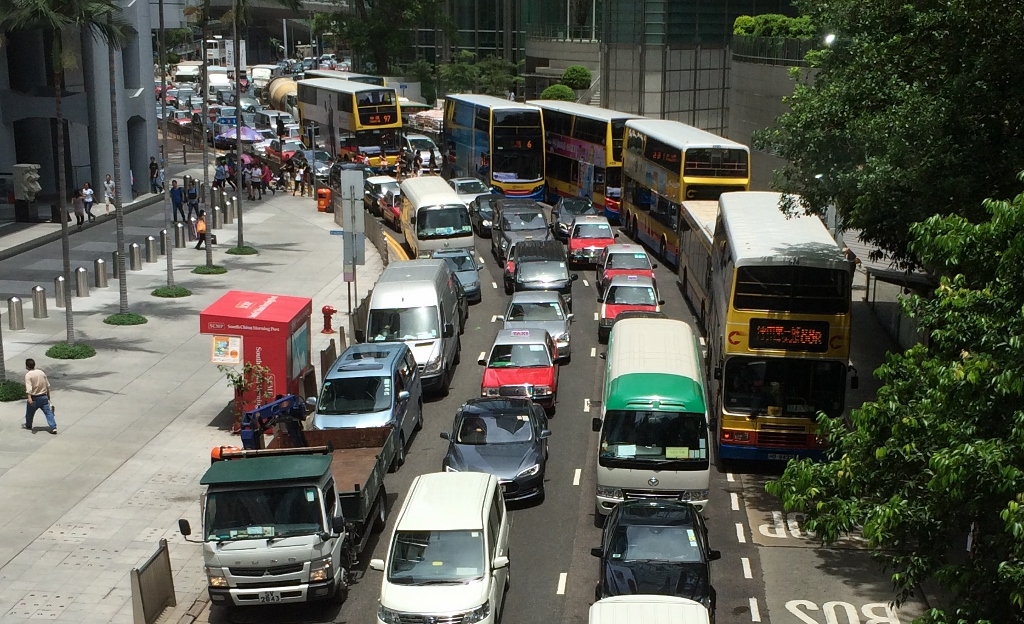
top-left (302, 69), bottom-right (385, 86)
top-left (676, 200), bottom-right (719, 328)
top-left (442, 94), bottom-right (545, 200)
top-left (592, 317), bottom-right (711, 517)
top-left (526, 100), bottom-right (639, 222)
top-left (705, 191), bottom-right (855, 462)
top-left (297, 78), bottom-right (402, 170)
top-left (621, 119), bottom-right (749, 265)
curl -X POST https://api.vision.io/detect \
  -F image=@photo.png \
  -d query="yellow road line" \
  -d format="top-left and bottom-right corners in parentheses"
top-left (383, 232), bottom-right (410, 262)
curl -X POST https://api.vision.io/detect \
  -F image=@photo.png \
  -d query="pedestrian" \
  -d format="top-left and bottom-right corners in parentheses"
top-left (194, 210), bottom-right (208, 249)
top-left (281, 159), bottom-right (294, 191)
top-left (413, 151), bottom-right (423, 176)
top-left (243, 164), bottom-right (253, 200)
top-left (214, 160), bottom-right (227, 189)
top-left (149, 156), bottom-right (159, 193)
top-left (428, 150), bottom-right (438, 175)
top-left (252, 163), bottom-right (263, 200)
top-left (261, 163), bottom-right (274, 195)
top-left (186, 180), bottom-right (199, 220)
top-left (82, 182), bottom-right (96, 221)
top-left (169, 179), bottom-right (186, 221)
top-left (71, 189), bottom-right (85, 228)
top-left (24, 358), bottom-right (57, 435)
top-left (103, 174), bottom-right (115, 214)
top-left (293, 163), bottom-right (304, 196)
top-left (157, 163), bottom-right (166, 192)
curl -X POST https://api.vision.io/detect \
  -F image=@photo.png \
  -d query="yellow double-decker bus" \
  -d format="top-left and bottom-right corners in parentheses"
top-left (526, 100), bottom-right (639, 222)
top-left (296, 78), bottom-right (402, 170)
top-left (704, 192), bottom-right (856, 462)
top-left (621, 119), bottom-right (749, 265)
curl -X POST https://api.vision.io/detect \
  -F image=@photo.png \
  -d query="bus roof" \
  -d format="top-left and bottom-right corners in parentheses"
top-left (719, 192), bottom-right (850, 270)
top-left (525, 100), bottom-right (640, 123)
top-left (625, 118), bottom-right (747, 152)
top-left (297, 77), bottom-right (393, 94)
top-left (606, 318), bottom-right (705, 412)
top-left (446, 93), bottom-right (541, 112)
top-left (681, 201), bottom-right (718, 245)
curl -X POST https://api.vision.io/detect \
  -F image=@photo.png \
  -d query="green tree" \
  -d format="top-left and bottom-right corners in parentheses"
top-left (476, 55), bottom-right (522, 97)
top-left (405, 59), bottom-right (437, 104)
top-left (439, 50), bottom-right (479, 93)
top-left (560, 65), bottom-right (592, 90)
top-left (0, 0), bottom-right (132, 346)
top-left (766, 184), bottom-right (1024, 623)
top-left (539, 84), bottom-right (575, 101)
top-left (754, 0), bottom-right (1024, 266)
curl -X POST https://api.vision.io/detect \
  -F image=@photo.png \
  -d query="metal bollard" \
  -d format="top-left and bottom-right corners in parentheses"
top-left (54, 276), bottom-right (66, 308)
top-left (75, 267), bottom-right (89, 297)
top-left (188, 218), bottom-right (197, 241)
top-left (224, 196), bottom-right (234, 224)
top-left (145, 236), bottom-right (158, 262)
top-left (32, 286), bottom-right (47, 319)
top-left (129, 243), bottom-right (142, 270)
top-left (111, 251), bottom-right (120, 278)
top-left (232, 195), bottom-right (240, 223)
top-left (174, 222), bottom-right (186, 248)
top-left (212, 206), bottom-right (222, 229)
top-left (8, 297), bottom-right (25, 331)
top-left (221, 191), bottom-right (229, 214)
top-left (159, 229), bottom-right (168, 255)
top-left (94, 258), bottom-right (108, 288)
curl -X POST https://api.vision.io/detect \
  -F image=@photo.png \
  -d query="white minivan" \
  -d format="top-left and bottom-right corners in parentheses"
top-left (370, 472), bottom-right (510, 624)
top-left (401, 176), bottom-right (475, 259)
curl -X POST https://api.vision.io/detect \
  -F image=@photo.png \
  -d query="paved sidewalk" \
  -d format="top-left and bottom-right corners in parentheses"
top-left (0, 177), bottom-right (384, 623)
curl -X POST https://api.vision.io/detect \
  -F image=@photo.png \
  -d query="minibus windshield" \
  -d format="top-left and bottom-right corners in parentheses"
top-left (417, 206), bottom-right (472, 239)
top-left (599, 410), bottom-right (707, 462)
top-left (388, 530), bottom-right (485, 584)
top-left (368, 306), bottom-right (439, 341)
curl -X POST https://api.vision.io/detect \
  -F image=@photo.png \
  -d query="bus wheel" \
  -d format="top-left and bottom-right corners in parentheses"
top-left (659, 237), bottom-right (667, 261)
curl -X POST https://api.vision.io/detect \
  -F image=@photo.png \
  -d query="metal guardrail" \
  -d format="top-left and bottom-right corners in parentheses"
top-left (364, 210), bottom-right (390, 267)
top-left (130, 538), bottom-right (176, 624)
top-left (731, 35), bottom-right (816, 67)
top-left (526, 23), bottom-right (602, 42)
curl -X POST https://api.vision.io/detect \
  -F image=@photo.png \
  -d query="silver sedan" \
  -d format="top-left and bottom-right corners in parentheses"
top-left (502, 290), bottom-right (574, 361)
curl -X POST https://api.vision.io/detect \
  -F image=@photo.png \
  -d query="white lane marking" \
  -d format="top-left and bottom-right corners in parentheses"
top-left (556, 572), bottom-right (567, 595)
top-left (492, 281), bottom-right (498, 289)
top-left (478, 351), bottom-right (486, 362)
top-left (583, 398), bottom-right (591, 413)
top-left (736, 523), bottom-right (746, 543)
top-left (727, 472), bottom-right (735, 482)
top-left (590, 347), bottom-right (597, 358)
top-left (573, 469), bottom-right (581, 486)
top-left (749, 598), bottom-right (761, 622)
top-left (699, 336), bottom-right (706, 346)
top-left (593, 312), bottom-right (599, 320)
top-left (731, 492), bottom-right (740, 511)
top-left (741, 557), bottom-right (752, 579)
top-left (491, 315), bottom-right (499, 323)
top-left (583, 279), bottom-right (589, 287)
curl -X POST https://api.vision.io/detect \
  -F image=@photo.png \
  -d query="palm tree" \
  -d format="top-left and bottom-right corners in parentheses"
top-left (107, 13), bottom-right (133, 313)
top-left (0, 0), bottom-right (132, 346)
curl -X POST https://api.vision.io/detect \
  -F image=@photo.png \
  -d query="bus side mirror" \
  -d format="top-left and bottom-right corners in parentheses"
top-left (591, 417), bottom-right (602, 432)
top-left (713, 367), bottom-right (722, 380)
top-left (178, 519), bottom-right (192, 537)
top-left (849, 365), bottom-right (859, 390)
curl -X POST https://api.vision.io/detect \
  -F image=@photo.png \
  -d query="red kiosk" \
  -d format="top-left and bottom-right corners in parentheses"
top-left (199, 291), bottom-right (315, 425)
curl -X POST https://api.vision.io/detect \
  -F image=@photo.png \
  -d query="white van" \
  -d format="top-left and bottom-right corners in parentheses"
top-left (400, 177), bottom-right (475, 259)
top-left (590, 596), bottom-right (711, 624)
top-left (358, 260), bottom-right (466, 394)
top-left (370, 472), bottom-right (509, 624)
top-left (205, 67), bottom-right (230, 102)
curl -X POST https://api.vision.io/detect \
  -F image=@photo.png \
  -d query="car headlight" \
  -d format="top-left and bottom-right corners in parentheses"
top-left (532, 385), bottom-right (552, 396)
top-left (596, 486), bottom-right (624, 500)
top-left (309, 556), bottom-right (333, 582)
top-left (482, 219), bottom-right (492, 228)
top-left (378, 605), bottom-right (403, 624)
top-left (424, 353), bottom-right (443, 373)
top-left (205, 566), bottom-right (228, 587)
top-left (679, 489), bottom-right (710, 502)
top-left (516, 464), bottom-right (540, 478)
top-left (555, 332), bottom-right (569, 343)
top-left (463, 602), bottom-right (491, 624)
top-left (500, 239), bottom-right (508, 250)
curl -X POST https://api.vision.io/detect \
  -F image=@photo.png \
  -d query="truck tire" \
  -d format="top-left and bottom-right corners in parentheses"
top-left (372, 489), bottom-right (388, 533)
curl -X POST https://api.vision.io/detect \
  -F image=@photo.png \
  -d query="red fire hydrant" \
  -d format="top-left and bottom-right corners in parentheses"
top-left (321, 305), bottom-right (337, 334)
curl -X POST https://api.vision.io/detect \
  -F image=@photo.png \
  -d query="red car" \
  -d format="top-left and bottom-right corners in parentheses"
top-left (265, 139), bottom-right (305, 164)
top-left (597, 274), bottom-right (663, 343)
top-left (479, 328), bottom-right (559, 411)
top-left (596, 243), bottom-right (657, 296)
top-left (567, 215), bottom-right (617, 266)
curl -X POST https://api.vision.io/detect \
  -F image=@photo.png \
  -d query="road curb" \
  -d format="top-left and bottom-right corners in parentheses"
top-left (175, 594), bottom-right (211, 624)
top-left (383, 231), bottom-right (410, 261)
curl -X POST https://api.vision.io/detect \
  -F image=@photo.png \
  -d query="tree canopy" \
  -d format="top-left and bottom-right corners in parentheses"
top-left (539, 84), bottom-right (575, 101)
top-left (439, 51), bottom-right (522, 97)
top-left (754, 0), bottom-right (1024, 266)
top-left (766, 182), bottom-right (1024, 623)
top-left (560, 65), bottom-right (592, 90)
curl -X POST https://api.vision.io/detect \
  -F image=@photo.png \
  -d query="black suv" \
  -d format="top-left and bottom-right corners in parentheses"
top-left (508, 240), bottom-right (578, 309)
top-left (491, 198), bottom-right (552, 263)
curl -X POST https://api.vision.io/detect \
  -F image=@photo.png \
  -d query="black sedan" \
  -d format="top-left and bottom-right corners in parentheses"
top-left (551, 197), bottom-right (598, 240)
top-left (591, 499), bottom-right (720, 613)
top-left (440, 398), bottom-right (551, 501)
top-left (470, 195), bottom-right (498, 238)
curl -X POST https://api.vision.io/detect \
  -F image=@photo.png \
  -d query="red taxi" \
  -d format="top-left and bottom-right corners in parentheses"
top-left (596, 243), bottom-right (657, 296)
top-left (479, 328), bottom-right (559, 411)
top-left (597, 274), bottom-right (664, 343)
top-left (567, 215), bottom-right (617, 266)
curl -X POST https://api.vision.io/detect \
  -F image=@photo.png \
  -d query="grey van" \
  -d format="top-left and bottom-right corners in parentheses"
top-left (310, 342), bottom-right (423, 467)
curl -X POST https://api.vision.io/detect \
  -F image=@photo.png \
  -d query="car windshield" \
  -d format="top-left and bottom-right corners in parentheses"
top-left (606, 285), bottom-right (657, 305)
top-left (317, 375), bottom-right (392, 415)
top-left (455, 179), bottom-right (490, 195)
top-left (417, 206), bottom-right (472, 239)
top-left (439, 252), bottom-right (476, 272)
top-left (599, 410), bottom-right (707, 461)
top-left (306, 150), bottom-right (330, 162)
top-left (611, 525), bottom-right (704, 562)
top-left (204, 486), bottom-right (323, 541)
top-left (283, 142), bottom-right (305, 151)
top-left (410, 137), bottom-right (436, 151)
top-left (488, 343), bottom-right (551, 368)
top-left (387, 530), bottom-right (485, 584)
top-left (607, 252), bottom-right (652, 270)
top-left (561, 199), bottom-right (594, 215)
top-left (381, 181), bottom-right (400, 195)
top-left (507, 301), bottom-right (564, 321)
top-left (723, 357), bottom-right (847, 418)
top-left (503, 210), bottom-right (546, 231)
top-left (368, 306), bottom-right (439, 341)
top-left (456, 412), bottom-right (533, 444)
top-left (518, 261), bottom-right (568, 283)
top-left (573, 224), bottom-right (613, 239)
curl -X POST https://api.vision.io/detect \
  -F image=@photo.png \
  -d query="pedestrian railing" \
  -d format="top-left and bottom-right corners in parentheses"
top-left (130, 538), bottom-right (176, 624)
top-left (731, 35), bottom-right (816, 67)
top-left (364, 210), bottom-right (390, 267)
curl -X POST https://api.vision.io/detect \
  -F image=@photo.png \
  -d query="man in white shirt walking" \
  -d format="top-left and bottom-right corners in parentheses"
top-left (24, 358), bottom-right (57, 434)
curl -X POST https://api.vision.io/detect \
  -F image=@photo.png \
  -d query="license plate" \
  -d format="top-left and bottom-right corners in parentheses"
top-left (258, 591), bottom-right (282, 603)
top-left (766, 453), bottom-right (796, 461)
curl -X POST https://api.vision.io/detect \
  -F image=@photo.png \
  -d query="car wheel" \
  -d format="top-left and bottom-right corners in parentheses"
top-left (415, 401), bottom-right (424, 431)
top-left (330, 575), bottom-right (349, 605)
top-left (454, 337), bottom-right (462, 365)
top-left (504, 281), bottom-right (513, 296)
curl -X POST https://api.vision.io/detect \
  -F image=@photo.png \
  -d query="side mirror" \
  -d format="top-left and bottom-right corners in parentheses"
top-left (331, 516), bottom-right (346, 533)
top-left (851, 375), bottom-right (860, 390)
top-left (596, 297), bottom-right (603, 303)
top-left (440, 431), bottom-right (451, 440)
top-left (570, 274), bottom-right (580, 281)
top-left (305, 396), bottom-right (317, 410)
top-left (478, 356), bottom-right (487, 366)
top-left (539, 429), bottom-right (552, 439)
top-left (369, 559), bottom-right (386, 571)
top-left (492, 556), bottom-right (510, 570)
top-left (178, 519), bottom-right (192, 537)
top-left (443, 322), bottom-right (455, 337)
top-left (713, 367), bottom-right (722, 380)
top-left (708, 549), bottom-right (722, 561)
top-left (590, 547), bottom-right (602, 558)
top-left (658, 300), bottom-right (666, 306)
top-left (614, 233), bottom-right (620, 238)
top-left (566, 313), bottom-right (575, 322)
top-left (591, 417), bottom-right (602, 432)
top-left (398, 390), bottom-right (410, 402)
top-left (354, 329), bottom-right (365, 343)
top-left (651, 263), bottom-right (659, 269)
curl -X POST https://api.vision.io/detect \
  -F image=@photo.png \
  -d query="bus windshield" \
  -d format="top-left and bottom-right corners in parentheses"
top-left (417, 206), bottom-right (472, 239)
top-left (723, 357), bottom-right (847, 418)
top-left (492, 150), bottom-right (543, 183)
top-left (599, 410), bottom-right (707, 461)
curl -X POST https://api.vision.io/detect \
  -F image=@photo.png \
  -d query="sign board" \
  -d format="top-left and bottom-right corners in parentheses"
top-left (210, 335), bottom-right (243, 364)
top-left (344, 231), bottom-right (365, 268)
top-left (217, 117), bottom-right (236, 126)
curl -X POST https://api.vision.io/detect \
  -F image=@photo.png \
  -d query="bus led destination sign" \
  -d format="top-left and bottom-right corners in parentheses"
top-left (749, 319), bottom-right (830, 352)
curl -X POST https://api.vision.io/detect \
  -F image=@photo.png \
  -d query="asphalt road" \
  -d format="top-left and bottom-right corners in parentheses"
top-left (203, 205), bottom-right (928, 624)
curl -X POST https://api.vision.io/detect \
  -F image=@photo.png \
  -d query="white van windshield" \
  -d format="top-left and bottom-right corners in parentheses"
top-left (387, 530), bottom-right (485, 584)
top-left (417, 206), bottom-right (472, 239)
top-left (368, 306), bottom-right (439, 341)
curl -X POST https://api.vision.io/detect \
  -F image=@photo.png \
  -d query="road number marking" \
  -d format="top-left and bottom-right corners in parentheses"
top-left (583, 398), bottom-right (591, 413)
top-left (492, 282), bottom-right (498, 289)
top-left (736, 523), bottom-right (746, 543)
top-left (583, 279), bottom-right (589, 287)
top-left (741, 557), bottom-right (752, 579)
top-left (556, 572), bottom-right (567, 595)
top-left (750, 598), bottom-right (761, 622)
top-left (593, 312), bottom-right (599, 320)
top-left (727, 472), bottom-right (735, 482)
top-left (785, 600), bottom-right (902, 624)
top-left (731, 492), bottom-right (740, 511)
top-left (760, 511), bottom-right (817, 539)
top-left (573, 469), bottom-right (581, 486)
top-left (590, 347), bottom-right (596, 357)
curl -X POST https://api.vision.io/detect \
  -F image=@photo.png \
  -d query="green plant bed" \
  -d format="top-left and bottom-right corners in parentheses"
top-left (192, 265), bottom-right (228, 275)
top-left (46, 342), bottom-right (97, 360)
top-left (226, 246), bottom-right (258, 255)
top-left (104, 312), bottom-right (149, 325)
top-left (152, 285), bottom-right (192, 298)
top-left (0, 380), bottom-right (25, 402)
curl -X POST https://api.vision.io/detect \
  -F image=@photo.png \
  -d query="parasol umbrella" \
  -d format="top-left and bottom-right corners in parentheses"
top-left (215, 126), bottom-right (262, 142)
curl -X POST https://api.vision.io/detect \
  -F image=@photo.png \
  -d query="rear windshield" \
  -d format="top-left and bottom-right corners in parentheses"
top-left (607, 252), bottom-right (651, 270)
top-left (503, 211), bottom-right (546, 231)
top-left (606, 285), bottom-right (657, 305)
